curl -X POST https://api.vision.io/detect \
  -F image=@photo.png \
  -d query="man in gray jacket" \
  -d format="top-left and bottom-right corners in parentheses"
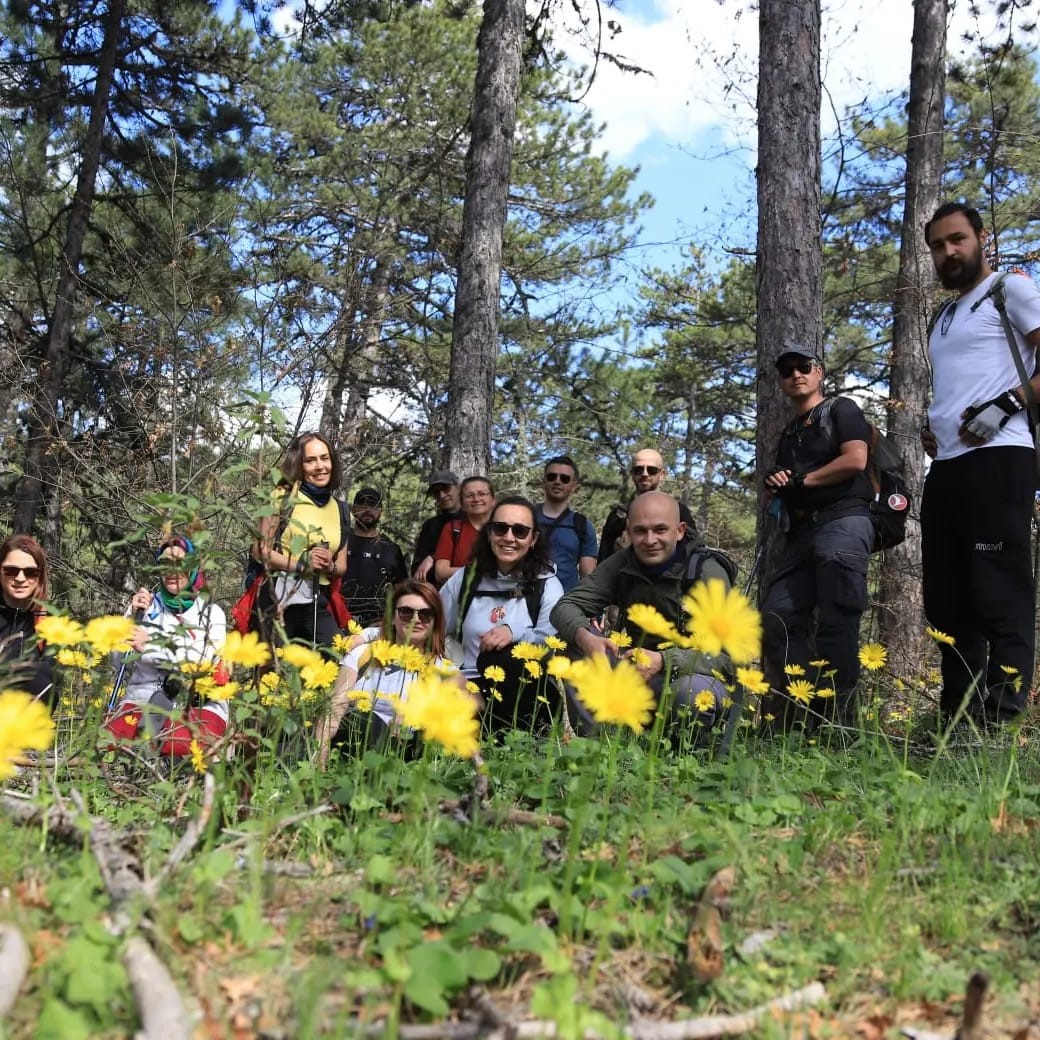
top-left (551, 492), bottom-right (731, 736)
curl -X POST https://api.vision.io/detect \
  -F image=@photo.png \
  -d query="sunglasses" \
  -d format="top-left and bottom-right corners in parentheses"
top-left (631, 465), bottom-right (661, 476)
top-left (489, 521), bottom-right (533, 539)
top-left (778, 360), bottom-right (815, 378)
top-left (545, 472), bottom-right (573, 484)
top-left (395, 605), bottom-right (434, 624)
top-left (2, 565), bottom-right (40, 580)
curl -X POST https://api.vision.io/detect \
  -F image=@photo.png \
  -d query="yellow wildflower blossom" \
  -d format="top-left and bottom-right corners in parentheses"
top-left (483, 665), bottom-right (506, 683)
top-left (398, 674), bottom-right (480, 757)
top-left (625, 604), bottom-right (681, 643)
top-left (259, 671), bottom-right (280, 692)
top-left (735, 667), bottom-right (769, 695)
top-left (524, 660), bottom-right (542, 679)
top-left (279, 643), bottom-right (324, 671)
top-left (809, 658), bottom-right (830, 668)
top-left (694, 690), bottom-right (717, 714)
top-left (546, 656), bottom-right (571, 679)
top-left (629, 648), bottom-right (651, 669)
top-left (189, 739), bottom-right (206, 775)
top-left (567, 655), bottom-right (654, 733)
top-left (784, 663), bottom-right (806, 677)
top-left (858, 644), bottom-right (888, 671)
top-left (0, 690), bottom-right (56, 779)
top-left (511, 643), bottom-right (549, 661)
top-left (56, 648), bottom-right (94, 670)
top-left (220, 631), bottom-right (272, 669)
top-left (545, 635), bottom-right (567, 651)
top-left (301, 660), bottom-right (339, 691)
top-left (332, 633), bottom-right (353, 655)
top-left (683, 580), bottom-right (761, 664)
top-left (607, 630), bottom-right (632, 650)
top-left (84, 615), bottom-right (137, 654)
top-left (786, 679), bottom-right (815, 705)
top-left (36, 615), bottom-right (87, 647)
top-left (925, 626), bottom-right (955, 646)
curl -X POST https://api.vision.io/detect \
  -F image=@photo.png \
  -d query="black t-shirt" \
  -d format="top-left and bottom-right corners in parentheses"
top-left (411, 510), bottom-right (463, 572)
top-left (775, 396), bottom-right (872, 517)
top-left (343, 532), bottom-right (408, 626)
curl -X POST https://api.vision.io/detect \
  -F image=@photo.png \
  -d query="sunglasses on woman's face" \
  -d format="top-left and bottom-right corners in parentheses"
top-left (395, 605), bottom-right (434, 624)
top-left (489, 521), bottom-right (533, 539)
top-left (2, 565), bottom-right (39, 580)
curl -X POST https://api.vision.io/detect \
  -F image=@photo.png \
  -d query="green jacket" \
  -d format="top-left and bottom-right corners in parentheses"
top-left (549, 542), bottom-right (732, 680)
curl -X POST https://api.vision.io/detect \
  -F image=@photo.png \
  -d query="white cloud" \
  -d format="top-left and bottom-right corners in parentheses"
top-left (554, 0), bottom-right (1003, 161)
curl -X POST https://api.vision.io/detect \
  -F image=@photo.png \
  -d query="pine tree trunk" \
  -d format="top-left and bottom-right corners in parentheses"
top-left (755, 0), bottom-right (822, 594)
top-left (879, 0), bottom-right (947, 674)
top-left (445, 0), bottom-right (524, 478)
top-left (13, 0), bottom-right (126, 533)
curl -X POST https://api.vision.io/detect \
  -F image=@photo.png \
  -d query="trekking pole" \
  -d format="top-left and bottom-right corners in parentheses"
top-left (719, 497), bottom-right (782, 761)
top-left (107, 604), bottom-right (146, 714)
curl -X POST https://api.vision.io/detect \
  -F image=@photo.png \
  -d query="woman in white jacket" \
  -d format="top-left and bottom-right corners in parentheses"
top-left (439, 495), bottom-right (563, 731)
top-left (104, 536), bottom-right (229, 756)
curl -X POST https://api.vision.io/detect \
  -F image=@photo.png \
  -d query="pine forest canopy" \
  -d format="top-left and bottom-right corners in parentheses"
top-left (0, 0), bottom-right (1038, 613)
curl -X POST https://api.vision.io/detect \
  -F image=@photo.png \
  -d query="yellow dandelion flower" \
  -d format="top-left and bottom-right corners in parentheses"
top-left (84, 615), bottom-right (137, 655)
top-left (511, 642), bottom-right (548, 662)
top-left (346, 619), bottom-right (364, 635)
top-left (194, 676), bottom-right (219, 699)
top-left (367, 639), bottom-right (397, 668)
top-left (259, 671), bottom-right (280, 692)
top-left (179, 659), bottom-right (214, 677)
top-left (809, 658), bottom-right (830, 668)
top-left (56, 648), bottom-right (93, 670)
top-left (784, 663), bottom-right (806, 677)
top-left (218, 681), bottom-right (240, 701)
top-left (0, 691), bottom-right (56, 779)
top-left (694, 690), bottom-right (716, 714)
top-left (279, 643), bottom-right (324, 671)
top-left (396, 645), bottom-right (429, 673)
top-left (397, 674), bottom-right (480, 757)
top-left (483, 665), bottom-right (506, 683)
top-left (925, 626), bottom-right (955, 646)
top-left (36, 615), bottom-right (87, 647)
top-left (786, 679), bottom-right (815, 705)
top-left (466, 680), bottom-right (481, 696)
top-left (430, 660), bottom-right (459, 678)
top-left (814, 687), bottom-right (835, 699)
top-left (999, 664), bottom-right (1019, 675)
top-left (347, 690), bottom-right (374, 712)
top-left (301, 660), bottom-right (339, 691)
top-left (625, 604), bottom-right (681, 643)
top-left (607, 630), bottom-right (633, 650)
top-left (858, 643), bottom-right (887, 671)
top-left (545, 635), bottom-right (567, 651)
top-left (567, 655), bottom-right (655, 733)
top-left (546, 656), bottom-right (571, 679)
top-left (629, 648), bottom-right (651, 668)
top-left (683, 580), bottom-right (761, 664)
top-left (331, 633), bottom-right (353, 655)
top-left (823, 669), bottom-right (837, 680)
top-left (123, 713), bottom-right (139, 727)
top-left (490, 688), bottom-right (503, 702)
top-left (220, 631), bottom-right (272, 669)
top-left (189, 738), bottom-right (206, 775)
top-left (524, 660), bottom-right (542, 679)
top-left (735, 667), bottom-right (769, 695)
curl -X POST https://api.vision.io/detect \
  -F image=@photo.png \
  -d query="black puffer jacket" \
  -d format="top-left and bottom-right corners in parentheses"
top-left (0, 602), bottom-right (55, 705)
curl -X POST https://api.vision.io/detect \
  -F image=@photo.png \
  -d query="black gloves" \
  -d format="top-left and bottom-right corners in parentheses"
top-left (960, 389), bottom-right (1024, 441)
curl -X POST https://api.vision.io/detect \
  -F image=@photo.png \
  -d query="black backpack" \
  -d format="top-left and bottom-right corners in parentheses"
top-left (816, 397), bottom-right (911, 553)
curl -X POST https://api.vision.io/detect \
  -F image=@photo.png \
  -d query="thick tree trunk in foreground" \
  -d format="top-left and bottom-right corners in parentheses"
top-left (755, 0), bottom-right (822, 593)
top-left (13, 0), bottom-right (126, 536)
top-left (445, 0), bottom-right (524, 479)
top-left (879, 0), bottom-right (947, 674)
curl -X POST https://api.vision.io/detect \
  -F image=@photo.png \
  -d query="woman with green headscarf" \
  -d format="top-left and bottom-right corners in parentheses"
top-left (103, 536), bottom-right (230, 754)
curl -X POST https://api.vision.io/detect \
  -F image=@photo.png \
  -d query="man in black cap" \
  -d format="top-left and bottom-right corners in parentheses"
top-left (760, 345), bottom-right (873, 728)
top-left (342, 488), bottom-right (408, 627)
top-left (411, 470), bottom-right (462, 585)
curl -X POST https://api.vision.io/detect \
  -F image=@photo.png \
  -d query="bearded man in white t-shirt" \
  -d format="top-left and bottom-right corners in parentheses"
top-left (921, 202), bottom-right (1040, 726)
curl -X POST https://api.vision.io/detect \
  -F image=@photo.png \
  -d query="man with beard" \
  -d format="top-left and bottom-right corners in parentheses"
top-left (920, 202), bottom-right (1040, 727)
top-left (342, 488), bottom-right (408, 627)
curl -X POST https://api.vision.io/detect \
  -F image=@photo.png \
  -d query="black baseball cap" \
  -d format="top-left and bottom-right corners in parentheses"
top-left (353, 487), bottom-right (382, 506)
top-left (775, 345), bottom-right (822, 369)
top-left (426, 470), bottom-right (459, 492)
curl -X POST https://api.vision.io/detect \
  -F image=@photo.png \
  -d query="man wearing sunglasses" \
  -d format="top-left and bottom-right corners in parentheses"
top-left (760, 345), bottom-right (873, 730)
top-left (535, 456), bottom-right (598, 592)
top-left (919, 202), bottom-right (1040, 727)
top-left (597, 448), bottom-right (695, 562)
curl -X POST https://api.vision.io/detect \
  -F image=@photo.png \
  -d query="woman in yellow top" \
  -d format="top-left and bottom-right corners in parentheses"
top-left (255, 431), bottom-right (351, 648)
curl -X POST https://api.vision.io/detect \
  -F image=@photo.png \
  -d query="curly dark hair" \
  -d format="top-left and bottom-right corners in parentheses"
top-left (470, 495), bottom-right (551, 583)
top-left (278, 431), bottom-right (343, 489)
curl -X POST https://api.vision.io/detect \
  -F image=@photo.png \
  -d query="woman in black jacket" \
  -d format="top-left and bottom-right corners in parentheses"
top-left (0, 534), bottom-right (54, 704)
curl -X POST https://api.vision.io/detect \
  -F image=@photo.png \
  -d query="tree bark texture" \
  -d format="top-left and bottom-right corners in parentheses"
top-left (879, 0), bottom-right (947, 674)
top-left (13, 0), bottom-right (126, 535)
top-left (754, 0), bottom-right (822, 594)
top-left (445, 0), bottom-right (525, 479)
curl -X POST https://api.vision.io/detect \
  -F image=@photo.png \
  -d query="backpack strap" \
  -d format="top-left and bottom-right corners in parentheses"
top-left (984, 274), bottom-right (1040, 435)
top-left (683, 547), bottom-right (738, 590)
top-left (454, 565), bottom-right (546, 641)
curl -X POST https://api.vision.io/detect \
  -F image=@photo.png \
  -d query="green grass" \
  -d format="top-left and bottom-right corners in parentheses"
top-left (4, 709), bottom-right (1040, 1038)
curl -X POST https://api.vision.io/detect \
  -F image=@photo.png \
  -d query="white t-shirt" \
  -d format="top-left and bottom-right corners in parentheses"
top-left (928, 271), bottom-right (1040, 460)
top-left (343, 639), bottom-right (456, 725)
top-left (439, 567), bottom-right (563, 676)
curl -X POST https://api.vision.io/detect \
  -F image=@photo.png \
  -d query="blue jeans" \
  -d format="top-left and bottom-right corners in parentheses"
top-left (761, 513), bottom-right (873, 704)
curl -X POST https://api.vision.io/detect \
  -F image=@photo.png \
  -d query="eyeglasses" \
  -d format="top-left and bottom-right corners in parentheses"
top-left (489, 521), bottom-right (533, 539)
top-left (395, 605), bottom-right (434, 624)
top-left (778, 360), bottom-right (815, 378)
top-left (2, 565), bottom-right (40, 580)
top-left (631, 465), bottom-right (661, 476)
top-left (545, 472), bottom-right (573, 484)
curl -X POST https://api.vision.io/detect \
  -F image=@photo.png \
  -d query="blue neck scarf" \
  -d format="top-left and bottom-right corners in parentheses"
top-left (300, 482), bottom-right (332, 506)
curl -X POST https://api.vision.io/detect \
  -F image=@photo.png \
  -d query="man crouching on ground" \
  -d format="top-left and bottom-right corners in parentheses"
top-left (550, 492), bottom-right (731, 741)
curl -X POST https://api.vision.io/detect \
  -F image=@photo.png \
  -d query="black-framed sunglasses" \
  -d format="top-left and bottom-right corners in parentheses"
top-left (395, 605), bottom-right (434, 624)
top-left (631, 465), bottom-right (661, 476)
top-left (1, 565), bottom-right (39, 580)
top-left (489, 521), bottom-right (533, 539)
top-left (544, 472), bottom-right (573, 484)
top-left (778, 360), bottom-right (815, 378)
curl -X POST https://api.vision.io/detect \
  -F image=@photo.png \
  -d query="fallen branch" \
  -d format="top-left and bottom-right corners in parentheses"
top-left (351, 981), bottom-right (827, 1039)
top-left (901, 969), bottom-right (989, 1040)
top-left (0, 924), bottom-right (30, 1018)
top-left (124, 935), bottom-right (191, 1040)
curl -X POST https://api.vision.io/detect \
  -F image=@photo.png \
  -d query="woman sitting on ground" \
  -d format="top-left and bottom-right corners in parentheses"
top-left (253, 430), bottom-right (351, 650)
top-left (104, 537), bottom-right (229, 756)
top-left (315, 580), bottom-right (461, 766)
top-left (439, 495), bottom-right (564, 731)
top-left (0, 534), bottom-right (55, 705)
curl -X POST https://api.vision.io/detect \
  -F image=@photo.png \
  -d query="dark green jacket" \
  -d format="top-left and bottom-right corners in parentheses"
top-left (550, 542), bottom-right (732, 679)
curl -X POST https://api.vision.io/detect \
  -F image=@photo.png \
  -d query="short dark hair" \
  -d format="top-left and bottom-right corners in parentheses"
top-left (471, 495), bottom-right (551, 583)
top-left (544, 455), bottom-right (579, 481)
top-left (460, 475), bottom-right (494, 496)
top-left (924, 203), bottom-right (984, 246)
top-left (278, 431), bottom-right (343, 489)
